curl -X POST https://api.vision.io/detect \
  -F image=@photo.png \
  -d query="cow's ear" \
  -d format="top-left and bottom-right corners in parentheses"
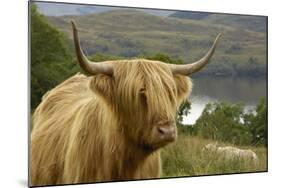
top-left (89, 75), bottom-right (114, 104)
top-left (174, 75), bottom-right (193, 103)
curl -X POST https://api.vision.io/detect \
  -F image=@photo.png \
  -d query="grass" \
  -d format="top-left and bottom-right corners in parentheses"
top-left (161, 134), bottom-right (267, 177)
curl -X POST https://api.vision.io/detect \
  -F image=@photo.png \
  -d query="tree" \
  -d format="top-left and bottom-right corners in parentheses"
top-left (195, 102), bottom-right (252, 145)
top-left (244, 98), bottom-right (267, 146)
top-left (144, 53), bottom-right (184, 65)
top-left (193, 99), bottom-right (267, 146)
top-left (31, 4), bottom-right (74, 109)
top-left (177, 99), bottom-right (191, 124)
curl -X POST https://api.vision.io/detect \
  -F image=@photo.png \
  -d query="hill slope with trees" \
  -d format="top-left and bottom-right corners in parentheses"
top-left (45, 9), bottom-right (267, 77)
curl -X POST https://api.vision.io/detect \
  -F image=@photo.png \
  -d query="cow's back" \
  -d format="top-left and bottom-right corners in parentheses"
top-left (31, 73), bottom-right (97, 186)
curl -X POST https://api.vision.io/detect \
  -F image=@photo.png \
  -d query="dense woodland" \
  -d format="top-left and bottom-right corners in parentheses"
top-left (31, 4), bottom-right (267, 147)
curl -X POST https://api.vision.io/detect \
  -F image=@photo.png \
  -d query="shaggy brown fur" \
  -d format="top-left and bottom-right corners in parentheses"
top-left (31, 59), bottom-right (192, 186)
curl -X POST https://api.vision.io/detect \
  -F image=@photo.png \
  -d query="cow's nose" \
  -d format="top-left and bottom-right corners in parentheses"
top-left (157, 126), bottom-right (176, 142)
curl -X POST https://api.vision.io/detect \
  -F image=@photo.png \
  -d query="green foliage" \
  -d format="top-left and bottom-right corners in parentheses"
top-left (88, 53), bottom-right (123, 62)
top-left (177, 99), bottom-right (191, 121)
top-left (175, 100), bottom-right (194, 136)
top-left (31, 4), bottom-right (74, 109)
top-left (177, 124), bottom-right (198, 136)
top-left (244, 98), bottom-right (267, 146)
top-left (144, 53), bottom-right (184, 65)
top-left (188, 99), bottom-right (267, 146)
top-left (194, 102), bottom-right (252, 145)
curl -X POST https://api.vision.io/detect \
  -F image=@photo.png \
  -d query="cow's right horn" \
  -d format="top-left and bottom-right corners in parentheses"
top-left (170, 33), bottom-right (221, 76)
top-left (71, 21), bottom-right (113, 76)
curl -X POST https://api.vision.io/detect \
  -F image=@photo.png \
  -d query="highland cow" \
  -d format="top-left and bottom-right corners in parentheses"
top-left (31, 21), bottom-right (221, 186)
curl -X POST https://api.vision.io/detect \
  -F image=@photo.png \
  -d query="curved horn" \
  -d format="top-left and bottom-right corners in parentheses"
top-left (71, 20), bottom-right (113, 76)
top-left (170, 33), bottom-right (222, 75)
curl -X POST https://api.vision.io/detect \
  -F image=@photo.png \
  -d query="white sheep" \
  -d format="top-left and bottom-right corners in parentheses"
top-left (202, 143), bottom-right (259, 162)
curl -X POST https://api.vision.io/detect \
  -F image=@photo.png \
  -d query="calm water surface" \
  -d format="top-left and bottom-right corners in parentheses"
top-left (182, 76), bottom-right (267, 125)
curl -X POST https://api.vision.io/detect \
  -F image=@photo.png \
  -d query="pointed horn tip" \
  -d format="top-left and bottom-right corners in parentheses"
top-left (216, 33), bottom-right (222, 40)
top-left (70, 20), bottom-right (77, 30)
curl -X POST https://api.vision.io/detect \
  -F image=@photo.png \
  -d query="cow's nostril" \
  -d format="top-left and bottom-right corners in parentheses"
top-left (158, 127), bottom-right (166, 134)
top-left (158, 126), bottom-right (175, 134)
top-left (157, 126), bottom-right (176, 142)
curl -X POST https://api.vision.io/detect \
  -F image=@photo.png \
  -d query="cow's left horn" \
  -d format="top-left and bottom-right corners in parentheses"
top-left (71, 21), bottom-right (113, 76)
top-left (170, 33), bottom-right (221, 75)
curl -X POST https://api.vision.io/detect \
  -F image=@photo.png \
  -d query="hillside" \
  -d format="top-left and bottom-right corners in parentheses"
top-left (46, 9), bottom-right (267, 76)
top-left (36, 2), bottom-right (115, 16)
top-left (36, 2), bottom-right (175, 17)
top-left (169, 11), bottom-right (210, 20)
top-left (169, 11), bottom-right (267, 33)
top-left (203, 14), bottom-right (267, 33)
